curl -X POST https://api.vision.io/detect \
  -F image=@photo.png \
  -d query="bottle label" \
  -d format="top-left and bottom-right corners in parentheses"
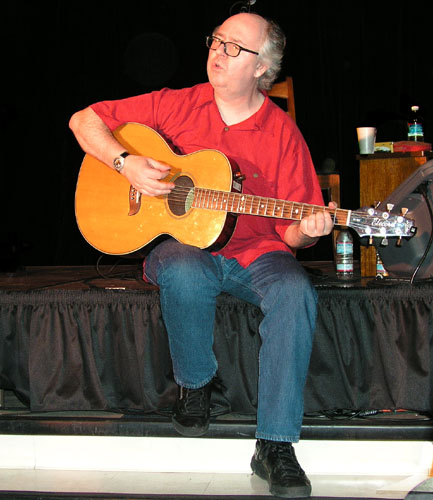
top-left (336, 242), bottom-right (353, 255)
top-left (408, 123), bottom-right (424, 139)
top-left (336, 263), bottom-right (354, 272)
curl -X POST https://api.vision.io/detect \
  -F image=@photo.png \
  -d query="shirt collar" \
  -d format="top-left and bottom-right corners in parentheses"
top-left (195, 83), bottom-right (273, 131)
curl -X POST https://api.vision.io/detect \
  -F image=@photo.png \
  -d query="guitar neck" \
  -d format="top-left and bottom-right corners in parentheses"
top-left (192, 187), bottom-right (350, 226)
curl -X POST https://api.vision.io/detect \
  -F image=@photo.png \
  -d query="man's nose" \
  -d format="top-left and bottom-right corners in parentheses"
top-left (215, 41), bottom-right (226, 56)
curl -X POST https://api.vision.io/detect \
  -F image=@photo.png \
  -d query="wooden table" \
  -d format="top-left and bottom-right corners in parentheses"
top-left (359, 151), bottom-right (433, 277)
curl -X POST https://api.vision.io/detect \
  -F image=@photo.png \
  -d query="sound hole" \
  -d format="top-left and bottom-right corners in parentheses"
top-left (167, 175), bottom-right (194, 216)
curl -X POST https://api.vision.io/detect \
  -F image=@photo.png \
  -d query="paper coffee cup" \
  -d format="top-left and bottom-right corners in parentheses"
top-left (357, 127), bottom-right (376, 154)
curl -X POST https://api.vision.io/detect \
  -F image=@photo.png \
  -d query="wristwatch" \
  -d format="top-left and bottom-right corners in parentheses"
top-left (113, 151), bottom-right (130, 173)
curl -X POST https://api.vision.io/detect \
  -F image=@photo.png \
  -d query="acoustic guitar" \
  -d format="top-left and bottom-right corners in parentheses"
top-left (75, 123), bottom-right (416, 255)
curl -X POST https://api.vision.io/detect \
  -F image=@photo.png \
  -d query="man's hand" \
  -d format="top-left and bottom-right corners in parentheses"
top-left (299, 200), bottom-right (337, 238)
top-left (122, 155), bottom-right (175, 197)
top-left (284, 201), bottom-right (337, 250)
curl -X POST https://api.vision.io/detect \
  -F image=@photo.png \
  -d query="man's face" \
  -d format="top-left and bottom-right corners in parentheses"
top-left (207, 14), bottom-right (268, 96)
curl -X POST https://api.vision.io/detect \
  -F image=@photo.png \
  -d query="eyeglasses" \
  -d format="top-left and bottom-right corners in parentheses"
top-left (205, 35), bottom-right (259, 57)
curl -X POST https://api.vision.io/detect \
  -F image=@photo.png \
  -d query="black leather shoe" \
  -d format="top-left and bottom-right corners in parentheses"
top-left (172, 380), bottom-right (212, 437)
top-left (251, 439), bottom-right (312, 498)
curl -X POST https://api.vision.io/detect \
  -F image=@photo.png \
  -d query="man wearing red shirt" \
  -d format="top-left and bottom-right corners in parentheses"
top-left (70, 12), bottom-right (334, 498)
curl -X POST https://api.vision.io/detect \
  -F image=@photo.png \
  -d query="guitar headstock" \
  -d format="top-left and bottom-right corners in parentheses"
top-left (349, 206), bottom-right (417, 243)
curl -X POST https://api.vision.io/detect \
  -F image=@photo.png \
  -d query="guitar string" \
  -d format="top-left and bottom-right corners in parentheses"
top-left (163, 191), bottom-right (403, 220)
top-left (160, 185), bottom-right (345, 215)
top-left (136, 182), bottom-right (408, 238)
top-left (152, 186), bottom-right (412, 230)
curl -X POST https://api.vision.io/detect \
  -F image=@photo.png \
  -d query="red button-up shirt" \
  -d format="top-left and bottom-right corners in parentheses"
top-left (91, 83), bottom-right (324, 267)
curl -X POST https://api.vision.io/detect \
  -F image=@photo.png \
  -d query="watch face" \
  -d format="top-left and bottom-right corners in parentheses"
top-left (114, 157), bottom-right (124, 171)
top-left (113, 152), bottom-right (129, 172)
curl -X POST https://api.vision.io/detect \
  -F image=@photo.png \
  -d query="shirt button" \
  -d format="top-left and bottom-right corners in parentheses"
top-left (224, 127), bottom-right (229, 132)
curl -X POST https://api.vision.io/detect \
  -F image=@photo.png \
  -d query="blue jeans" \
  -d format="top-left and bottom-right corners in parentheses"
top-left (144, 239), bottom-right (317, 442)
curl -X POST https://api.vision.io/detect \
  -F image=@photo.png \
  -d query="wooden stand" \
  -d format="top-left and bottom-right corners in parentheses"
top-left (359, 151), bottom-right (432, 277)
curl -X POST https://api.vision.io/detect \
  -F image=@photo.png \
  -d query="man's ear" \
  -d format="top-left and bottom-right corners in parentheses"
top-left (254, 61), bottom-right (268, 79)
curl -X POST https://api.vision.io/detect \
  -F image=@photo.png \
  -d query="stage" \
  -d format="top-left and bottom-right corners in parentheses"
top-left (0, 261), bottom-right (432, 441)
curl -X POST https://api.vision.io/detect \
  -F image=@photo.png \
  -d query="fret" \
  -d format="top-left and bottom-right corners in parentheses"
top-left (239, 195), bottom-right (246, 213)
top-left (208, 190), bottom-right (214, 209)
top-left (234, 194), bottom-right (239, 213)
top-left (224, 193), bottom-right (229, 211)
top-left (218, 191), bottom-right (227, 210)
top-left (233, 194), bottom-right (240, 214)
top-left (344, 209), bottom-right (351, 226)
top-left (231, 193), bottom-right (237, 212)
top-left (213, 191), bottom-right (218, 209)
top-left (289, 201), bottom-right (294, 219)
top-left (208, 190), bottom-right (213, 209)
top-left (292, 203), bottom-right (301, 220)
top-left (204, 189), bottom-right (211, 209)
top-left (193, 188), bottom-right (201, 208)
top-left (331, 208), bottom-right (339, 224)
top-left (242, 195), bottom-right (248, 213)
top-left (299, 205), bottom-right (304, 220)
top-left (200, 189), bottom-right (206, 209)
top-left (246, 194), bottom-right (254, 214)
top-left (213, 190), bottom-right (219, 210)
top-left (227, 193), bottom-right (234, 212)
top-left (234, 193), bottom-right (240, 212)
top-left (251, 197), bottom-right (258, 214)
top-left (200, 189), bottom-right (207, 209)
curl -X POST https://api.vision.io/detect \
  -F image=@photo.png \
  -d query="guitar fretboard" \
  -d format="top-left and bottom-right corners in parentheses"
top-left (192, 187), bottom-right (350, 226)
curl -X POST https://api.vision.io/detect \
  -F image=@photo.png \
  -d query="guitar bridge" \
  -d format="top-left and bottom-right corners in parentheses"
top-left (128, 186), bottom-right (141, 216)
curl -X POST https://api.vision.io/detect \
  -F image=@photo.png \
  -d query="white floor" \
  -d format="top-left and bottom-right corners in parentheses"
top-left (0, 435), bottom-right (431, 498)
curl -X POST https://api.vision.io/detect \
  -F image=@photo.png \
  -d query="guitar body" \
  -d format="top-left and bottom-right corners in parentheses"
top-left (75, 123), bottom-right (237, 255)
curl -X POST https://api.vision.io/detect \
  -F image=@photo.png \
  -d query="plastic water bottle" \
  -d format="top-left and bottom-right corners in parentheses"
top-left (407, 105), bottom-right (424, 142)
top-left (335, 228), bottom-right (353, 279)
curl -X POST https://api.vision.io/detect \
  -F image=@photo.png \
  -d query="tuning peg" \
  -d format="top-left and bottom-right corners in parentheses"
top-left (381, 238), bottom-right (389, 246)
top-left (387, 203), bottom-right (394, 212)
top-left (400, 207), bottom-right (409, 216)
top-left (374, 201), bottom-right (381, 208)
top-left (369, 236), bottom-right (373, 245)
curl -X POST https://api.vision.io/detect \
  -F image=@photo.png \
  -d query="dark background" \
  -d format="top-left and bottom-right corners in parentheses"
top-left (2, 0), bottom-right (432, 269)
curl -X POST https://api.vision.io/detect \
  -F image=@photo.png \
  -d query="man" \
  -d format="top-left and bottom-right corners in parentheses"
top-left (70, 12), bottom-right (334, 498)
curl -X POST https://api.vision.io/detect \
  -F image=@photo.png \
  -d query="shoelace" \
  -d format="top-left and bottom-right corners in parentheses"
top-left (179, 386), bottom-right (208, 415)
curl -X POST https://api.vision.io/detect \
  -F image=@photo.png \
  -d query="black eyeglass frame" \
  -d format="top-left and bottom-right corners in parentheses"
top-left (205, 35), bottom-right (259, 57)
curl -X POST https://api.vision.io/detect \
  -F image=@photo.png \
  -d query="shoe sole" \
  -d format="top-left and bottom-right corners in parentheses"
top-left (251, 457), bottom-right (312, 498)
top-left (172, 416), bottom-right (210, 437)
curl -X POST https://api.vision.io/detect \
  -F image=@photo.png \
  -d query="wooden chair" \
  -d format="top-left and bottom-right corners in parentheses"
top-left (267, 76), bottom-right (296, 122)
top-left (269, 77), bottom-right (341, 252)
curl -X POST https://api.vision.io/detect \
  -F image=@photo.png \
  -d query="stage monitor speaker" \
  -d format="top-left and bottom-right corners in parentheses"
top-left (376, 159), bottom-right (433, 281)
